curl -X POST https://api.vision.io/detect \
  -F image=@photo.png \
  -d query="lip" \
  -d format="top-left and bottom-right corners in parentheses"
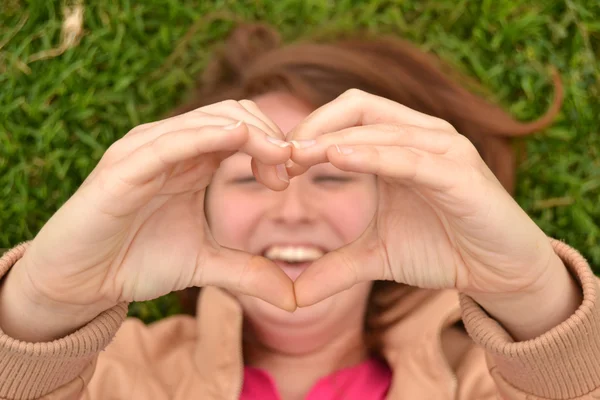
top-left (273, 260), bottom-right (313, 282)
top-left (258, 242), bottom-right (328, 282)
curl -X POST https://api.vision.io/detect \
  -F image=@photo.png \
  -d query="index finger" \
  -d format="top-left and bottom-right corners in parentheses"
top-left (286, 89), bottom-right (454, 142)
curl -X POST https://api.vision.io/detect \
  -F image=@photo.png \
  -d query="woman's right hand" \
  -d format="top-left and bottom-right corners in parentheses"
top-left (2, 100), bottom-right (297, 340)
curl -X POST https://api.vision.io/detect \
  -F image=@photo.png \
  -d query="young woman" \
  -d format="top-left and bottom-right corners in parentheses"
top-left (1, 23), bottom-right (598, 400)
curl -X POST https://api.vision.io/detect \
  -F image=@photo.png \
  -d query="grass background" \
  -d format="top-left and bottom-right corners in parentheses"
top-left (1, 0), bottom-right (598, 323)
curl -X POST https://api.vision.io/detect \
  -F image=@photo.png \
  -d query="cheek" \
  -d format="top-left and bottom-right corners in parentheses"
top-left (325, 185), bottom-right (377, 243)
top-left (207, 191), bottom-right (267, 249)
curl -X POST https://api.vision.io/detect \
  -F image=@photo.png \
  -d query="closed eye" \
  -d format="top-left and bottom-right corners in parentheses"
top-left (231, 176), bottom-right (257, 184)
top-left (313, 175), bottom-right (353, 183)
top-left (231, 175), bottom-right (353, 184)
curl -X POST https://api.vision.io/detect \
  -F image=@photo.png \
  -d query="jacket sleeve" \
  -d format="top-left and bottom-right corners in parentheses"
top-left (460, 238), bottom-right (600, 399)
top-left (0, 242), bottom-right (129, 400)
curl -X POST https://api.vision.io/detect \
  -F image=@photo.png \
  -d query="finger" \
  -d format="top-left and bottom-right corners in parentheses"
top-left (236, 99), bottom-right (291, 187)
top-left (118, 114), bottom-right (233, 149)
top-left (248, 128), bottom-right (291, 189)
top-left (326, 144), bottom-right (460, 191)
top-left (287, 89), bottom-right (454, 143)
top-left (203, 99), bottom-right (283, 139)
top-left (148, 111), bottom-right (291, 169)
top-left (294, 228), bottom-right (388, 306)
top-left (285, 159), bottom-right (310, 178)
top-left (157, 152), bottom-right (234, 195)
top-left (104, 101), bottom-right (290, 190)
top-left (111, 122), bottom-right (290, 188)
top-left (112, 93), bottom-right (286, 163)
top-left (108, 114), bottom-right (282, 165)
top-left (198, 247), bottom-right (296, 311)
top-left (289, 124), bottom-right (455, 172)
top-left (238, 99), bottom-right (283, 136)
top-left (88, 114), bottom-right (237, 180)
top-left (251, 158), bottom-right (289, 191)
top-left (128, 99), bottom-right (282, 146)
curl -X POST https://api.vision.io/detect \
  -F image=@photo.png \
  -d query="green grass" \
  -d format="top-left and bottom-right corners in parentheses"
top-left (1, 0), bottom-right (598, 323)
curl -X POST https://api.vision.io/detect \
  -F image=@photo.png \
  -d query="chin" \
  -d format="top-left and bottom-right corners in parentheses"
top-left (237, 293), bottom-right (339, 354)
top-left (233, 280), bottom-right (373, 355)
top-left (238, 291), bottom-right (336, 326)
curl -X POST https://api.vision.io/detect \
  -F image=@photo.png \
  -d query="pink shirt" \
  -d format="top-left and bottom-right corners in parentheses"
top-left (240, 357), bottom-right (392, 400)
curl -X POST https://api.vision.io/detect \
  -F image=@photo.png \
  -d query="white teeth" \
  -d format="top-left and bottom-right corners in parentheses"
top-left (264, 245), bottom-right (324, 263)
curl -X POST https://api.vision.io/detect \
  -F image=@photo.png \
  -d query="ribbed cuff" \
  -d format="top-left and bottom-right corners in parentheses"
top-left (0, 242), bottom-right (129, 400)
top-left (460, 239), bottom-right (600, 399)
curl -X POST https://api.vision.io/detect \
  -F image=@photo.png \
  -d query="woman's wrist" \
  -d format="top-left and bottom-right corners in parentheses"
top-left (466, 252), bottom-right (582, 341)
top-left (0, 258), bottom-right (107, 342)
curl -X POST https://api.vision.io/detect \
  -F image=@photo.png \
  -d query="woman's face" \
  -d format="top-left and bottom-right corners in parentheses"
top-left (206, 92), bottom-right (378, 354)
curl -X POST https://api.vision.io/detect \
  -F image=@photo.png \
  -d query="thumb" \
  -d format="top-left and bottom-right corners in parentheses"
top-left (294, 229), bottom-right (387, 307)
top-left (194, 246), bottom-right (297, 312)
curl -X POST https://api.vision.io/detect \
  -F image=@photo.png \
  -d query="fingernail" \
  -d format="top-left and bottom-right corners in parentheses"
top-left (291, 139), bottom-right (316, 149)
top-left (276, 164), bottom-right (289, 183)
top-left (224, 120), bottom-right (243, 130)
top-left (266, 136), bottom-right (292, 148)
top-left (284, 159), bottom-right (294, 168)
top-left (336, 144), bottom-right (354, 155)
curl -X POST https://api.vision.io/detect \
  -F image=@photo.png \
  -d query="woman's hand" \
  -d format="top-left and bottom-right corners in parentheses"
top-left (287, 90), bottom-right (575, 330)
top-left (4, 100), bottom-right (298, 341)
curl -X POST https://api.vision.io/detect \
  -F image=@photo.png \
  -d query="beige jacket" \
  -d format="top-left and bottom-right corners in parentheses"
top-left (1, 239), bottom-right (599, 400)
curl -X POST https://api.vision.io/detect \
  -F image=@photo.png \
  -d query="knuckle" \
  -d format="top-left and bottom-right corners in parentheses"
top-left (433, 118), bottom-right (456, 132)
top-left (337, 88), bottom-right (368, 110)
top-left (205, 99), bottom-right (241, 113)
top-left (456, 134), bottom-right (478, 153)
top-left (103, 140), bottom-right (128, 163)
top-left (96, 166), bottom-right (133, 199)
top-left (222, 99), bottom-right (243, 109)
top-left (239, 99), bottom-right (257, 108)
top-left (341, 88), bottom-right (367, 99)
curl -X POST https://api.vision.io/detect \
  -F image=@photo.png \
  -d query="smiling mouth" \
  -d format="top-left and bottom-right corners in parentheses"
top-left (263, 245), bottom-right (325, 263)
top-left (263, 245), bottom-right (326, 281)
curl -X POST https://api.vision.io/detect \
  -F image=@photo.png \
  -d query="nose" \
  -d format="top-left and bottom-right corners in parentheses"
top-left (268, 178), bottom-right (316, 226)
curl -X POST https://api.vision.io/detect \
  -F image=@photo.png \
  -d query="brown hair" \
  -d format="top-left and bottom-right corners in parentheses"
top-left (172, 22), bottom-right (563, 356)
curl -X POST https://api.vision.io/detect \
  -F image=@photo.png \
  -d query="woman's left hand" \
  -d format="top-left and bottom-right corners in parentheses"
top-left (287, 89), bottom-right (565, 308)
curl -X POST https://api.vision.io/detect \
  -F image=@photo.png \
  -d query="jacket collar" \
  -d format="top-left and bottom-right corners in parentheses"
top-left (193, 285), bottom-right (462, 398)
top-left (194, 287), bottom-right (245, 399)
